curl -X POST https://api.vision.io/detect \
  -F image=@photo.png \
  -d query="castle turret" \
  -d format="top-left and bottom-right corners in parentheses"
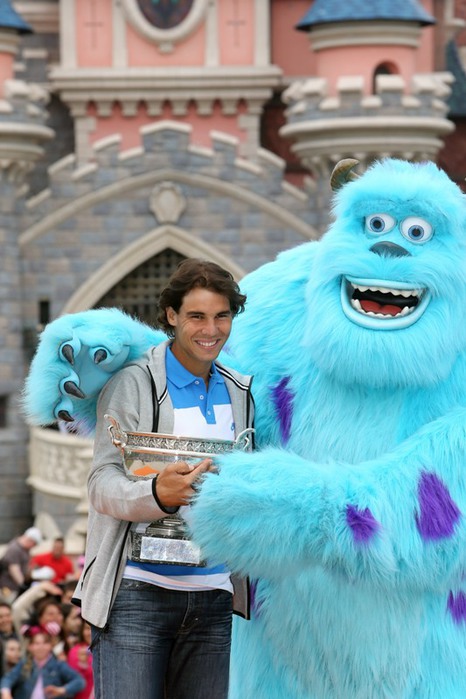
top-left (0, 0), bottom-right (54, 538)
top-left (0, 1), bottom-right (53, 183)
top-left (280, 0), bottom-right (454, 231)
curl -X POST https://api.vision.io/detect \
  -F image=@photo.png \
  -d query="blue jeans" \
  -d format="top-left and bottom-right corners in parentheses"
top-left (91, 579), bottom-right (233, 699)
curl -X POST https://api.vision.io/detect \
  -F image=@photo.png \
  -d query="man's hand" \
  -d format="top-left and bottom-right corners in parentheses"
top-left (155, 459), bottom-right (215, 507)
top-left (44, 687), bottom-right (66, 698)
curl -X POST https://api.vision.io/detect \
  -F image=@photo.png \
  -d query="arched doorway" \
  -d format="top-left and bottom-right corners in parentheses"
top-left (96, 247), bottom-right (185, 324)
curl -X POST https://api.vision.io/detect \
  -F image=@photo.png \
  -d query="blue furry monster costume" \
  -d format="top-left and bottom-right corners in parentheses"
top-left (24, 159), bottom-right (466, 698)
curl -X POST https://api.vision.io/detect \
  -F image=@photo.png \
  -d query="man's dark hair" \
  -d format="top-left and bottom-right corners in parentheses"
top-left (157, 258), bottom-right (246, 337)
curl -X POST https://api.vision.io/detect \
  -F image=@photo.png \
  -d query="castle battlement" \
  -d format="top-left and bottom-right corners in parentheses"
top-left (0, 79), bottom-right (53, 183)
top-left (280, 72), bottom-right (455, 177)
top-left (284, 72), bottom-right (453, 123)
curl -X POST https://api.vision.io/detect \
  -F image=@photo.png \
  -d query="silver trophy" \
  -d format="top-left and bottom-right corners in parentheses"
top-left (105, 414), bottom-right (254, 566)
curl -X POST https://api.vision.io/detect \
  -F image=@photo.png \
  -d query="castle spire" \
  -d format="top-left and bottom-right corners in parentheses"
top-left (296, 0), bottom-right (434, 31)
top-left (0, 0), bottom-right (32, 34)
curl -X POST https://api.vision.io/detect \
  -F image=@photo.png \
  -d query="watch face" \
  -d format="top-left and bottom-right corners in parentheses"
top-left (136, 0), bottom-right (195, 30)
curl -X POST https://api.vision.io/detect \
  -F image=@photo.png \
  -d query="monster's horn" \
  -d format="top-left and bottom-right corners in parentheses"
top-left (330, 158), bottom-right (360, 192)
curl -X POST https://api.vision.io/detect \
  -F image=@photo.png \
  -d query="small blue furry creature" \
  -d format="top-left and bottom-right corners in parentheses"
top-left (24, 159), bottom-right (466, 698)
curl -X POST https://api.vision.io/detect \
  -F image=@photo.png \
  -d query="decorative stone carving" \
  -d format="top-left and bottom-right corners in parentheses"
top-left (149, 182), bottom-right (187, 223)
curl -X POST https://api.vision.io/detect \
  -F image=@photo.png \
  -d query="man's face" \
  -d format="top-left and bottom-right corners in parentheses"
top-left (0, 605), bottom-right (13, 634)
top-left (167, 288), bottom-right (232, 379)
top-left (52, 540), bottom-right (64, 558)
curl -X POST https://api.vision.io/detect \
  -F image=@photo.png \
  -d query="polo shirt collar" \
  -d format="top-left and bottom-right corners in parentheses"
top-left (166, 344), bottom-right (224, 388)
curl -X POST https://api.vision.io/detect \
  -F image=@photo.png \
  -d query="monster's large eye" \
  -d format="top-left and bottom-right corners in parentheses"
top-left (365, 213), bottom-right (396, 235)
top-left (400, 217), bottom-right (433, 244)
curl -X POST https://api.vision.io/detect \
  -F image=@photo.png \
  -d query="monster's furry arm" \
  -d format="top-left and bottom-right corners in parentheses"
top-left (22, 308), bottom-right (163, 433)
top-left (190, 406), bottom-right (466, 588)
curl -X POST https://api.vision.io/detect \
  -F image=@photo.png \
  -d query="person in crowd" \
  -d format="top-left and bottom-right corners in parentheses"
top-left (61, 606), bottom-right (83, 655)
top-left (12, 583), bottom-right (63, 642)
top-left (1, 639), bottom-right (22, 677)
top-left (0, 604), bottom-right (17, 644)
top-left (67, 624), bottom-right (93, 699)
top-left (0, 603), bottom-right (19, 679)
top-left (59, 584), bottom-right (77, 608)
top-left (31, 600), bottom-right (65, 661)
top-left (74, 259), bottom-right (253, 699)
top-left (14, 592), bottom-right (66, 662)
top-left (0, 623), bottom-right (85, 699)
top-left (30, 540), bottom-right (75, 586)
top-left (0, 530), bottom-right (42, 602)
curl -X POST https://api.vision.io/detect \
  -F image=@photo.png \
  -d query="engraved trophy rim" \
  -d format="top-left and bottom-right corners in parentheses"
top-left (105, 413), bottom-right (254, 457)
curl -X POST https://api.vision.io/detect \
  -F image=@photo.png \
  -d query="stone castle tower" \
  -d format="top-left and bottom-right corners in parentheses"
top-left (0, 0), bottom-right (464, 548)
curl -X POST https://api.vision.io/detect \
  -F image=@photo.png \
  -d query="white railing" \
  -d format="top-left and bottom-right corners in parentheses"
top-left (27, 426), bottom-right (93, 501)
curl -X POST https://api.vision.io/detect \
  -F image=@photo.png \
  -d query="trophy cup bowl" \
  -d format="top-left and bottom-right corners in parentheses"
top-left (105, 414), bottom-right (254, 566)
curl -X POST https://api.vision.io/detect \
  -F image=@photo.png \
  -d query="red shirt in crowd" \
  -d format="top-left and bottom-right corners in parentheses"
top-left (30, 541), bottom-right (75, 584)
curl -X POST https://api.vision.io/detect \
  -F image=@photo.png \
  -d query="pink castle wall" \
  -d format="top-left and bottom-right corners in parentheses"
top-left (126, 19), bottom-right (205, 66)
top-left (87, 101), bottom-right (248, 150)
top-left (73, 0), bottom-right (439, 149)
top-left (0, 53), bottom-right (14, 96)
top-left (74, 1), bottom-right (259, 150)
top-left (270, 0), bottom-right (437, 93)
top-left (76, 0), bottom-right (113, 68)
top-left (316, 46), bottom-right (419, 95)
top-left (218, 0), bottom-right (254, 66)
top-left (271, 0), bottom-right (317, 76)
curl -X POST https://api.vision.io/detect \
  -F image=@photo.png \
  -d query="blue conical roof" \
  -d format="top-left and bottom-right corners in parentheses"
top-left (0, 0), bottom-right (32, 34)
top-left (297, 0), bottom-right (435, 31)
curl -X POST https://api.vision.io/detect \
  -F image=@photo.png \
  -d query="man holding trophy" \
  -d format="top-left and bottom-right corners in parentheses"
top-left (74, 259), bottom-right (254, 699)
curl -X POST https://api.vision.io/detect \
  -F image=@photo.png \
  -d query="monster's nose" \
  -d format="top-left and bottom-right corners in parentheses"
top-left (370, 241), bottom-right (411, 258)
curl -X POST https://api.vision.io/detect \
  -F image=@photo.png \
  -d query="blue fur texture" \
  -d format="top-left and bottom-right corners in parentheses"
top-left (23, 159), bottom-right (466, 696)
top-left (22, 308), bottom-right (163, 431)
top-left (188, 160), bottom-right (466, 697)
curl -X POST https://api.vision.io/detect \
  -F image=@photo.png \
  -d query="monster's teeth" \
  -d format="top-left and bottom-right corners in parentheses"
top-left (399, 289), bottom-right (421, 298)
top-left (352, 283), bottom-right (421, 298)
top-left (399, 306), bottom-right (412, 316)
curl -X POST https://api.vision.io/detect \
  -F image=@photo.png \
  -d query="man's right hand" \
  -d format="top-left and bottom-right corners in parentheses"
top-left (155, 459), bottom-right (215, 507)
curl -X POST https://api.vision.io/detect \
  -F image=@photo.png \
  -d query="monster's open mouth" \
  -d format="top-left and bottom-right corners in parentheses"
top-left (341, 276), bottom-right (431, 330)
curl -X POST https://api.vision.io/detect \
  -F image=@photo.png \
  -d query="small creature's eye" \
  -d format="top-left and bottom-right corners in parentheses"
top-left (400, 217), bottom-right (433, 244)
top-left (365, 213), bottom-right (396, 235)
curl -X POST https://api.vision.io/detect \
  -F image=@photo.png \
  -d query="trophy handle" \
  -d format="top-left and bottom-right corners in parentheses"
top-left (105, 414), bottom-right (128, 451)
top-left (234, 427), bottom-right (255, 451)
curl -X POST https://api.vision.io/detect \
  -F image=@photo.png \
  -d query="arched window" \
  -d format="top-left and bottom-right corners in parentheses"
top-left (372, 62), bottom-right (398, 93)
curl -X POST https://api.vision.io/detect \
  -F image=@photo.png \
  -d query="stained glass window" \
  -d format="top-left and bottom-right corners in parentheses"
top-left (136, 0), bottom-right (194, 30)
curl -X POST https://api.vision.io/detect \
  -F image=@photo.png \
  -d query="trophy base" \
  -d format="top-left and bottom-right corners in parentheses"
top-left (130, 518), bottom-right (206, 567)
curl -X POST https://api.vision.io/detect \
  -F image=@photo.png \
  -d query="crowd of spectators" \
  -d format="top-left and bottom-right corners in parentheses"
top-left (0, 529), bottom-right (93, 699)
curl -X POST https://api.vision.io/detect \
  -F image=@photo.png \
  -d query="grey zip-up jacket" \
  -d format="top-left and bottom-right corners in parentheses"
top-left (73, 341), bottom-right (254, 629)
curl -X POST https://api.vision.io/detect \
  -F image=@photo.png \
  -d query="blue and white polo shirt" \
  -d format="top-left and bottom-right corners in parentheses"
top-left (123, 345), bottom-right (234, 593)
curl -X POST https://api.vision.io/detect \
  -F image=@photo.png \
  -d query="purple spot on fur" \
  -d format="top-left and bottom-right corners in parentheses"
top-left (416, 471), bottom-right (461, 541)
top-left (271, 377), bottom-right (294, 445)
top-left (346, 504), bottom-right (380, 544)
top-left (249, 579), bottom-right (263, 618)
top-left (447, 591), bottom-right (466, 624)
